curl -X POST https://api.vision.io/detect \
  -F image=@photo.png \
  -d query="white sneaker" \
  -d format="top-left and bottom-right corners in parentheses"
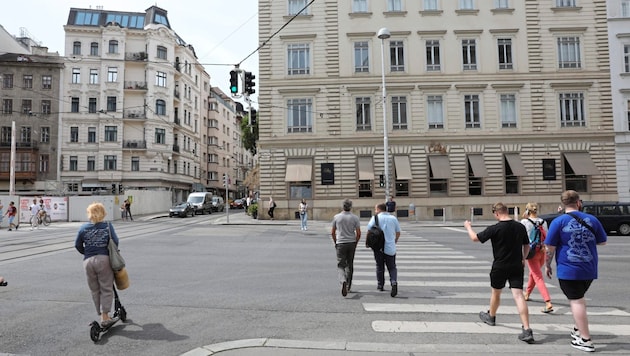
top-left (571, 338), bottom-right (595, 352)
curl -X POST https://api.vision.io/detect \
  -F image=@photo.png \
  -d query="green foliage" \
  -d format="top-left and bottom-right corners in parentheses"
top-left (241, 112), bottom-right (258, 155)
top-left (247, 202), bottom-right (258, 216)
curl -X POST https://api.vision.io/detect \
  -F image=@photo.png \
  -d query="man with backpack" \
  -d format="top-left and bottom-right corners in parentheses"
top-left (366, 203), bottom-right (401, 297)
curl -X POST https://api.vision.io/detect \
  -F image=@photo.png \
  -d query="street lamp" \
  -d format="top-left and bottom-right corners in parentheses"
top-left (378, 27), bottom-right (391, 202)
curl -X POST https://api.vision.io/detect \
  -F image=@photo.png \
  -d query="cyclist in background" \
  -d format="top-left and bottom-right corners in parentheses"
top-left (29, 198), bottom-right (41, 230)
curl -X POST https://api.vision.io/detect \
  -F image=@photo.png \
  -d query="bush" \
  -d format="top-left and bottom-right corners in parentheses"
top-left (248, 202), bottom-right (258, 218)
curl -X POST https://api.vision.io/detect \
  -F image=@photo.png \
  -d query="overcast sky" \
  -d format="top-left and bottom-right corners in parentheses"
top-left (0, 0), bottom-right (259, 102)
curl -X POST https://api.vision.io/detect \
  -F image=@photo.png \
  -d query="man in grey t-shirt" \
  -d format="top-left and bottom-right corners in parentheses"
top-left (331, 199), bottom-right (361, 297)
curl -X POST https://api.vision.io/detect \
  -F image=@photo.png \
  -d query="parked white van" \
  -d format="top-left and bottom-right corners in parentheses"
top-left (187, 192), bottom-right (213, 215)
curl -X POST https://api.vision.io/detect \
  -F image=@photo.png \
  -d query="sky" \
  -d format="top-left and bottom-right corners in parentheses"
top-left (0, 0), bottom-right (259, 102)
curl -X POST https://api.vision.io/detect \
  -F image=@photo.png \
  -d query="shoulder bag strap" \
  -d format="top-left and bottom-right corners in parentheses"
top-left (566, 212), bottom-right (596, 235)
top-left (375, 214), bottom-right (379, 228)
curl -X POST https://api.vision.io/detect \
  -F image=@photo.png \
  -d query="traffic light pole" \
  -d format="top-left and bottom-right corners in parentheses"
top-left (226, 173), bottom-right (229, 223)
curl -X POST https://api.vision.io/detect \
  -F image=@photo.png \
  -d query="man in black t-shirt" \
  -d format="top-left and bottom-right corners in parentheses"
top-left (464, 202), bottom-right (534, 344)
top-left (385, 196), bottom-right (396, 213)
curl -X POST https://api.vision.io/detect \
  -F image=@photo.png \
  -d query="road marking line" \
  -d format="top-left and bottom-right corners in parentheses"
top-left (372, 321), bottom-right (630, 335)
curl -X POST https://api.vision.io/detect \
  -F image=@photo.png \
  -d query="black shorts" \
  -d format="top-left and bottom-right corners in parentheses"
top-left (559, 279), bottom-right (593, 300)
top-left (489, 265), bottom-right (524, 290)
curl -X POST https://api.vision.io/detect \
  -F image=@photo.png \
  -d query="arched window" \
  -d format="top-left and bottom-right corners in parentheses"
top-left (108, 40), bottom-right (118, 54)
top-left (73, 41), bottom-right (81, 55)
top-left (156, 99), bottom-right (166, 115)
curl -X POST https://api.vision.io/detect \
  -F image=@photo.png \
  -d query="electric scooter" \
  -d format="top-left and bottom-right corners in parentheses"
top-left (89, 286), bottom-right (127, 342)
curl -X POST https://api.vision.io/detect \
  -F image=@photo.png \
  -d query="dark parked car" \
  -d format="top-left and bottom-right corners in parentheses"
top-left (540, 201), bottom-right (630, 235)
top-left (169, 202), bottom-right (194, 218)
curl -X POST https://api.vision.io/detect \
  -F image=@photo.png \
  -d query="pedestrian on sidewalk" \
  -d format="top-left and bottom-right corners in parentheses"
top-left (124, 199), bottom-right (133, 221)
top-left (385, 196), bottom-right (396, 213)
top-left (367, 203), bottom-right (400, 297)
top-left (268, 197), bottom-right (276, 220)
top-left (5, 201), bottom-right (18, 231)
top-left (331, 199), bottom-right (361, 296)
top-left (464, 202), bottom-right (534, 344)
top-left (299, 199), bottom-right (308, 230)
top-left (545, 190), bottom-right (607, 353)
top-left (520, 202), bottom-right (554, 313)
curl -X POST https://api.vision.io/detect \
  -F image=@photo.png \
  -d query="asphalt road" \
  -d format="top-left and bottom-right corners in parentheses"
top-left (1, 212), bottom-right (628, 355)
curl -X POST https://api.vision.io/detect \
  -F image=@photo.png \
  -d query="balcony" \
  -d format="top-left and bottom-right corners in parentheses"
top-left (123, 140), bottom-right (147, 149)
top-left (124, 109), bottom-right (146, 119)
top-left (172, 145), bottom-right (180, 153)
top-left (125, 51), bottom-right (148, 61)
top-left (174, 117), bottom-right (181, 126)
top-left (124, 81), bottom-right (148, 90)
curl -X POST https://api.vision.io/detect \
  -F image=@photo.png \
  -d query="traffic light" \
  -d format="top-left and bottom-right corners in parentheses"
top-left (250, 109), bottom-right (257, 125)
top-left (223, 173), bottom-right (227, 186)
top-left (229, 70), bottom-right (239, 94)
top-left (244, 71), bottom-right (255, 95)
top-left (111, 184), bottom-right (117, 194)
top-left (379, 174), bottom-right (384, 187)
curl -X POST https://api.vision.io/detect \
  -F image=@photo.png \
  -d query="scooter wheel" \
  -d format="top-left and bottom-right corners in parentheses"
top-left (119, 306), bottom-right (127, 322)
top-left (90, 323), bottom-right (101, 342)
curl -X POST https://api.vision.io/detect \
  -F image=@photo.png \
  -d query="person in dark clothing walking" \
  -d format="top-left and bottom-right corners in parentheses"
top-left (124, 199), bottom-right (133, 221)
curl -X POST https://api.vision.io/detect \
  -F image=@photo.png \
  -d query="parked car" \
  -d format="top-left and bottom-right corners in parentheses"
top-left (169, 202), bottom-right (194, 218)
top-left (540, 201), bottom-right (630, 235)
top-left (187, 192), bottom-right (213, 215)
top-left (211, 196), bottom-right (225, 212)
top-left (230, 198), bottom-right (244, 209)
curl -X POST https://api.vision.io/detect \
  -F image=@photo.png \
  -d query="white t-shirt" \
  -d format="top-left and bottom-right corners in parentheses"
top-left (30, 203), bottom-right (40, 216)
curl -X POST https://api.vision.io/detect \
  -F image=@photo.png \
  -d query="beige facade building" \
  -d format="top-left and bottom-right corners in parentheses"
top-left (258, 0), bottom-right (617, 220)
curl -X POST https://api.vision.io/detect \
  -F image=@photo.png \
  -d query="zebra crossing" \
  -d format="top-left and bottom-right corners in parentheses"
top-left (349, 231), bottom-right (630, 347)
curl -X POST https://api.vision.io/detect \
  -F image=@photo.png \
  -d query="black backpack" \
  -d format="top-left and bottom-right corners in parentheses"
top-left (366, 214), bottom-right (385, 251)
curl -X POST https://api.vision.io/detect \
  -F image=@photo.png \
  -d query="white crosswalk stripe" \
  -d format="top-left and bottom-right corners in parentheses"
top-left (349, 232), bottom-right (629, 347)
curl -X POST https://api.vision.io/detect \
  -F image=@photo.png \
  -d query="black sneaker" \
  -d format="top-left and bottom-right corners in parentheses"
top-left (479, 311), bottom-right (496, 326)
top-left (0, 281), bottom-right (7, 286)
top-left (518, 326), bottom-right (535, 344)
top-left (15, 224), bottom-right (18, 230)
top-left (390, 284), bottom-right (398, 297)
top-left (341, 281), bottom-right (348, 297)
top-left (571, 337), bottom-right (595, 352)
top-left (377, 285), bottom-right (384, 291)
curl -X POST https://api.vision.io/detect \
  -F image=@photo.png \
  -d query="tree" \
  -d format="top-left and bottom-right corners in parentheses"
top-left (241, 111), bottom-right (258, 155)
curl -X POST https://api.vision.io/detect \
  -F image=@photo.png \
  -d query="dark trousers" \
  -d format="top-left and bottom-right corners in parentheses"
top-left (125, 208), bottom-right (133, 221)
top-left (336, 242), bottom-right (357, 286)
top-left (373, 250), bottom-right (397, 288)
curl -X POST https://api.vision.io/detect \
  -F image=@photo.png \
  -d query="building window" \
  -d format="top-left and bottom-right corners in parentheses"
top-left (427, 95), bottom-right (444, 129)
top-left (87, 156), bottom-right (95, 171)
top-left (155, 128), bottom-right (166, 144)
top-left (88, 98), bottom-right (97, 113)
top-left (70, 127), bottom-right (79, 142)
top-left (156, 71), bottom-right (167, 87)
top-left (105, 126), bottom-right (117, 142)
top-left (40, 127), bottom-right (50, 143)
top-left (107, 96), bottom-right (116, 112)
top-left (624, 45), bottom-right (630, 73)
top-left (623, 0), bottom-right (630, 17)
top-left (69, 156), bottom-right (78, 171)
top-left (107, 67), bottom-right (118, 82)
top-left (391, 96), bottom-right (408, 130)
top-left (2, 99), bottom-right (12, 114)
top-left (467, 157), bottom-right (482, 195)
top-left (352, 0), bottom-right (368, 12)
top-left (355, 97), bottom-right (372, 131)
top-left (104, 155), bottom-right (117, 170)
top-left (429, 162), bottom-right (448, 196)
top-left (156, 99), bottom-right (166, 115)
top-left (20, 126), bottom-right (31, 143)
top-left (505, 155), bottom-right (519, 194)
top-left (497, 38), bottom-right (513, 69)
top-left (157, 45), bottom-right (167, 59)
top-left (354, 41), bottom-right (369, 73)
top-left (71, 97), bottom-right (80, 113)
top-left (426, 40), bottom-right (441, 71)
top-left (131, 156), bottom-right (140, 171)
top-left (2, 74), bottom-right (13, 89)
top-left (41, 100), bottom-right (51, 115)
top-left (389, 40), bottom-right (405, 72)
top-left (89, 69), bottom-right (98, 84)
top-left (464, 94), bottom-right (481, 128)
top-left (23, 75), bottom-right (33, 89)
top-left (559, 92), bottom-right (585, 127)
top-left (564, 155), bottom-right (587, 192)
top-left (42, 75), bottom-right (52, 89)
top-left (627, 99), bottom-right (630, 131)
top-left (387, 0), bottom-right (403, 11)
top-left (500, 94), bottom-right (517, 128)
top-left (556, 0), bottom-right (576, 7)
top-left (395, 181), bottom-right (409, 196)
top-left (289, 182), bottom-right (312, 199)
top-left (495, 0), bottom-right (509, 8)
top-left (73, 41), bottom-right (81, 55)
top-left (22, 99), bottom-right (32, 114)
top-left (39, 154), bottom-right (49, 173)
top-left (1, 126), bottom-right (11, 143)
top-left (460, 0), bottom-right (475, 9)
top-left (288, 0), bottom-right (309, 15)
top-left (88, 127), bottom-right (96, 143)
top-left (557, 36), bottom-right (581, 69)
top-left (359, 181), bottom-right (372, 197)
top-left (90, 42), bottom-right (99, 56)
top-left (287, 98), bottom-right (313, 133)
top-left (424, 0), bottom-right (439, 10)
top-left (108, 40), bottom-right (118, 54)
top-left (462, 39), bottom-right (477, 70)
top-left (287, 43), bottom-right (310, 75)
top-left (72, 68), bottom-right (80, 83)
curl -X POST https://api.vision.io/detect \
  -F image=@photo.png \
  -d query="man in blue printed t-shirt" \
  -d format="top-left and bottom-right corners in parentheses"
top-left (366, 203), bottom-right (400, 297)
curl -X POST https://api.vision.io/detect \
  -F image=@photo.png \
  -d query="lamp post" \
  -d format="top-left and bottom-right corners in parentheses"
top-left (378, 27), bottom-right (391, 202)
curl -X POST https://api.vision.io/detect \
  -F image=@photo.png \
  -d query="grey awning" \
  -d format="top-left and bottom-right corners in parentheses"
top-left (284, 158), bottom-right (313, 181)
top-left (468, 154), bottom-right (488, 177)
top-left (564, 152), bottom-right (600, 175)
top-left (394, 155), bottom-right (412, 180)
top-left (504, 153), bottom-right (527, 176)
top-left (428, 155), bottom-right (452, 179)
top-left (358, 157), bottom-right (374, 180)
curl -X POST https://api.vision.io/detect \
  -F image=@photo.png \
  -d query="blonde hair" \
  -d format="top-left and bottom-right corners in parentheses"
top-left (525, 202), bottom-right (538, 214)
top-left (86, 202), bottom-right (106, 223)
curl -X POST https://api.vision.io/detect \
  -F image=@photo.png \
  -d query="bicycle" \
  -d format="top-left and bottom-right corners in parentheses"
top-left (30, 211), bottom-right (51, 228)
